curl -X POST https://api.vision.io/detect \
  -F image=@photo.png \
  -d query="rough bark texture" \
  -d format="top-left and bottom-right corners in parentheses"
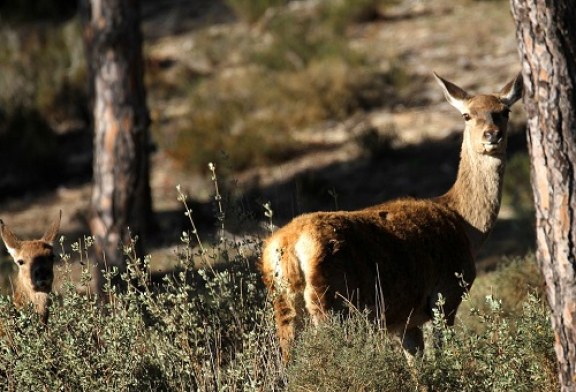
top-left (80, 0), bottom-right (152, 282)
top-left (510, 1), bottom-right (576, 390)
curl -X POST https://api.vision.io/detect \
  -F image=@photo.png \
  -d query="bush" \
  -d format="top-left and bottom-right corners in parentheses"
top-left (422, 293), bottom-right (557, 391)
top-left (0, 171), bottom-right (557, 391)
top-left (0, 253), bottom-right (557, 391)
top-left (287, 312), bottom-right (416, 391)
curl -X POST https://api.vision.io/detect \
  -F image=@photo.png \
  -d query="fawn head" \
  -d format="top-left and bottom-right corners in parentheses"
top-left (434, 72), bottom-right (523, 157)
top-left (1, 212), bottom-right (61, 294)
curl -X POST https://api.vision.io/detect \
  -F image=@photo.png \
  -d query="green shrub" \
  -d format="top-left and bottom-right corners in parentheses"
top-left (422, 293), bottom-right (557, 391)
top-left (0, 170), bottom-right (557, 391)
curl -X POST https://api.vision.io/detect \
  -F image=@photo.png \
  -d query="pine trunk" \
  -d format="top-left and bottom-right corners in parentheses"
top-left (80, 0), bottom-right (152, 282)
top-left (510, 1), bottom-right (576, 390)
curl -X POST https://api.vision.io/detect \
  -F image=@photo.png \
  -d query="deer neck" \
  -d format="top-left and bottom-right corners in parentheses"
top-left (435, 130), bottom-right (506, 254)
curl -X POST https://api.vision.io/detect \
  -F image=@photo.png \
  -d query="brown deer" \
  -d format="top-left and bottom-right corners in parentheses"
top-left (1, 212), bottom-right (61, 324)
top-left (260, 73), bottom-right (523, 361)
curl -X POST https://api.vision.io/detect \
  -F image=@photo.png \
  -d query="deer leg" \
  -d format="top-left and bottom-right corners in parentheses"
top-left (402, 326), bottom-right (425, 356)
top-left (273, 291), bottom-right (297, 362)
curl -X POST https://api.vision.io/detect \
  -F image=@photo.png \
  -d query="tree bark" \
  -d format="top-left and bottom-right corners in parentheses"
top-left (510, 1), bottom-right (576, 390)
top-left (80, 0), bottom-right (153, 285)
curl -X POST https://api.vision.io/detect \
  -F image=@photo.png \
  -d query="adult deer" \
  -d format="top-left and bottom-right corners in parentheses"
top-left (1, 212), bottom-right (61, 324)
top-left (260, 73), bottom-right (523, 361)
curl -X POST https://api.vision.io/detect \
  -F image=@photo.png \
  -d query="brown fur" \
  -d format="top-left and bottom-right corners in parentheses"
top-left (260, 73), bottom-right (524, 361)
top-left (1, 213), bottom-right (61, 325)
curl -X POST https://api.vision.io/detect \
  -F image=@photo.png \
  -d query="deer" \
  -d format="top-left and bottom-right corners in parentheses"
top-left (260, 72), bottom-right (523, 361)
top-left (0, 212), bottom-right (61, 325)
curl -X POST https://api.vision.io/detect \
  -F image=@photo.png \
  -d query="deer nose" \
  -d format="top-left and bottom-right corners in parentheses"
top-left (483, 128), bottom-right (503, 144)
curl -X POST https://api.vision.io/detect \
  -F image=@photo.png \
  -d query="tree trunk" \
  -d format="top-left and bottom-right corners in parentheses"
top-left (80, 0), bottom-right (153, 285)
top-left (510, 1), bottom-right (576, 390)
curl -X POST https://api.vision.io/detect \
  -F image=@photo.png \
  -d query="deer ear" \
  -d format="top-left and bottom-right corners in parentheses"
top-left (41, 211), bottom-right (61, 245)
top-left (433, 72), bottom-right (471, 114)
top-left (1, 219), bottom-right (21, 259)
top-left (499, 72), bottom-right (523, 107)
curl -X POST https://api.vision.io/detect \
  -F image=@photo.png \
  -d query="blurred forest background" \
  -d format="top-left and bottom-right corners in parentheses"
top-left (0, 0), bottom-right (533, 278)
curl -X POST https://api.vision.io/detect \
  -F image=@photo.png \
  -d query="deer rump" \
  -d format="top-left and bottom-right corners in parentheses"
top-left (263, 198), bottom-right (475, 331)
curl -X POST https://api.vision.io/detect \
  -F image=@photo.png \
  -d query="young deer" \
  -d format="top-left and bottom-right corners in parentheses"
top-left (0, 212), bottom-right (61, 324)
top-left (260, 73), bottom-right (523, 361)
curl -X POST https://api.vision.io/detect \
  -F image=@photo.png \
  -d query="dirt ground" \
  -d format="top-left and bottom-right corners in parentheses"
top-left (0, 0), bottom-right (532, 279)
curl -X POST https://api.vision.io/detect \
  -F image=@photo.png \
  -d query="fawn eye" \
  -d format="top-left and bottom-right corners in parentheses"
top-left (462, 113), bottom-right (471, 121)
top-left (16, 259), bottom-right (24, 266)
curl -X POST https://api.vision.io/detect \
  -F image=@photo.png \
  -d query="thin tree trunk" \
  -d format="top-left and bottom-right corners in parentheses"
top-left (80, 0), bottom-right (152, 285)
top-left (510, 1), bottom-right (576, 390)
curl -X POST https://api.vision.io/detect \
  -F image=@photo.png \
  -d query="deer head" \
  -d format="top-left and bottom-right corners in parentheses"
top-left (434, 73), bottom-right (523, 158)
top-left (0, 212), bottom-right (61, 323)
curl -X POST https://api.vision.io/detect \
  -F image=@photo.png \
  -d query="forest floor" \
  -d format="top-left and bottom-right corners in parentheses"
top-left (0, 0), bottom-right (532, 277)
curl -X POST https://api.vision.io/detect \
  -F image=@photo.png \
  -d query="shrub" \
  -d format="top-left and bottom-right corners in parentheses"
top-left (0, 169), bottom-right (557, 391)
top-left (422, 293), bottom-right (557, 391)
top-left (287, 312), bottom-right (417, 391)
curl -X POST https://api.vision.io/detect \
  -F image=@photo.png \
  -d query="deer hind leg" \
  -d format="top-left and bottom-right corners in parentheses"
top-left (273, 288), bottom-right (305, 362)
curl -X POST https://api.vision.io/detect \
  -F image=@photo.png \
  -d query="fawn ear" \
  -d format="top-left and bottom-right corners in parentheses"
top-left (499, 72), bottom-right (523, 107)
top-left (0, 219), bottom-right (21, 259)
top-left (433, 72), bottom-right (471, 114)
top-left (41, 211), bottom-right (62, 245)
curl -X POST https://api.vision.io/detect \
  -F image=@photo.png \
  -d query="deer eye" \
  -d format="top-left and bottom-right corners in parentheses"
top-left (462, 113), bottom-right (471, 121)
top-left (16, 259), bottom-right (24, 266)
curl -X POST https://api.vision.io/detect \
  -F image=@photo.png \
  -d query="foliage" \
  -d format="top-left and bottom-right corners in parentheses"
top-left (421, 293), bottom-right (557, 391)
top-left (0, 175), bottom-right (557, 390)
top-left (287, 312), bottom-right (416, 391)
